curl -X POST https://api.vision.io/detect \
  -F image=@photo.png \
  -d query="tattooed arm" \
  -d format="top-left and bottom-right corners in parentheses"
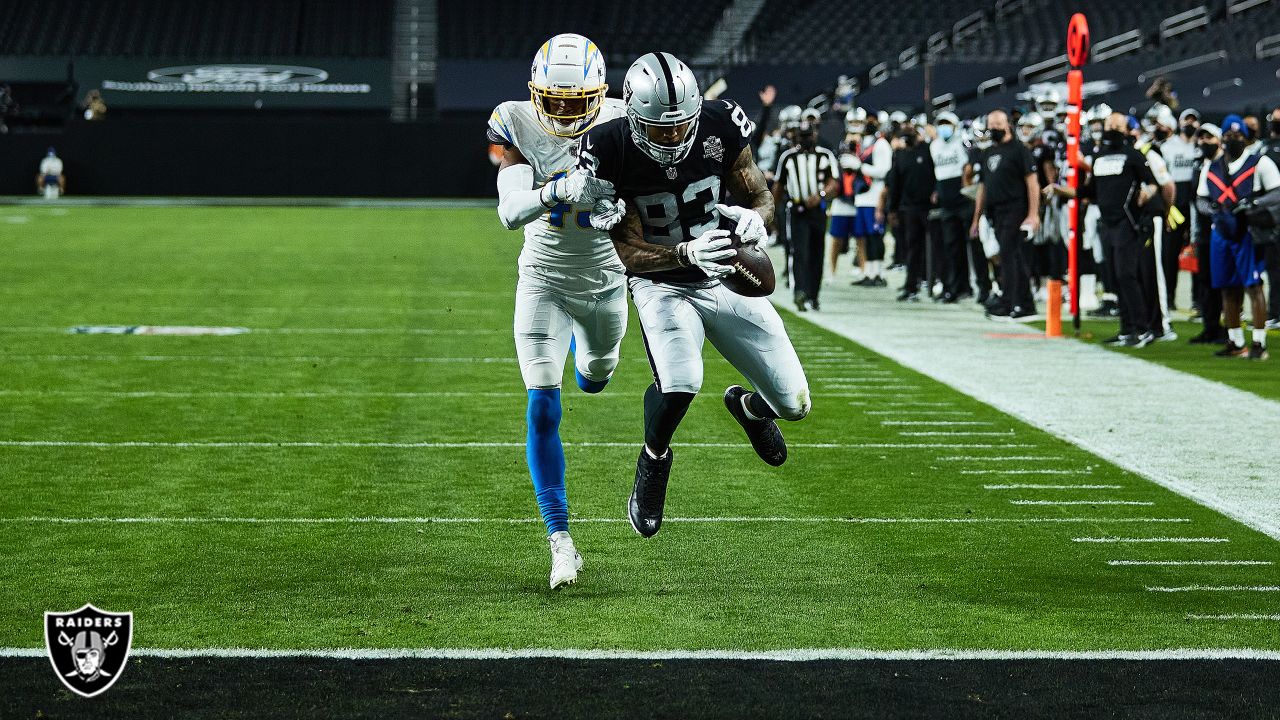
top-left (725, 145), bottom-right (775, 230)
top-left (609, 204), bottom-right (684, 274)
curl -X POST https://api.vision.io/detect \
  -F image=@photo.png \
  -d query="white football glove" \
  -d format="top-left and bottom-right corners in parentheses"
top-left (678, 229), bottom-right (736, 278)
top-left (590, 198), bottom-right (625, 231)
top-left (548, 168), bottom-right (615, 205)
top-left (839, 153), bottom-right (861, 171)
top-left (715, 204), bottom-right (767, 246)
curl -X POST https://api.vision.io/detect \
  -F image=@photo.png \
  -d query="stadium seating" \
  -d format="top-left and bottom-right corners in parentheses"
top-left (748, 0), bottom-right (993, 66)
top-left (436, 0), bottom-right (731, 66)
top-left (0, 0), bottom-right (390, 58)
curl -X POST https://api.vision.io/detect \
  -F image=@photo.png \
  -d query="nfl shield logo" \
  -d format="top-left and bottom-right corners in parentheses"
top-left (44, 604), bottom-right (133, 698)
top-left (665, 166), bottom-right (678, 180)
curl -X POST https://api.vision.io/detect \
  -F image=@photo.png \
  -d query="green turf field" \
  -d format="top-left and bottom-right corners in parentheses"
top-left (1040, 318), bottom-right (1280, 402)
top-left (1, 205), bottom-right (1277, 653)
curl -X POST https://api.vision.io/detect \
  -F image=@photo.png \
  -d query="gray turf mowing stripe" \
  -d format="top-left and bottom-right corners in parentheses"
top-left (961, 469), bottom-right (1094, 475)
top-left (939, 456), bottom-right (1066, 461)
top-left (0, 516), bottom-right (1195, 525)
top-left (0, 440), bottom-right (1041, 450)
top-left (770, 267), bottom-right (1280, 541)
top-left (0, 647), bottom-right (1276, 660)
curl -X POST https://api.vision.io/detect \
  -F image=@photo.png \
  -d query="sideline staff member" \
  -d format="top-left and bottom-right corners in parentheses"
top-left (970, 109), bottom-right (1040, 318)
top-left (774, 114), bottom-right (839, 311)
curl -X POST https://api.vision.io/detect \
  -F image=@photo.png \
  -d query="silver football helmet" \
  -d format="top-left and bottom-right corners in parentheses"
top-left (845, 107), bottom-right (867, 134)
top-left (622, 52), bottom-right (702, 166)
top-left (779, 104), bottom-right (803, 130)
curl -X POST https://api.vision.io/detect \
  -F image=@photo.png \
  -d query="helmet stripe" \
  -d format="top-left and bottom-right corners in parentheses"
top-left (653, 52), bottom-right (679, 110)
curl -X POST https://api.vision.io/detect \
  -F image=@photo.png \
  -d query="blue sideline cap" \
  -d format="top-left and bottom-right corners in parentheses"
top-left (1221, 114), bottom-right (1249, 137)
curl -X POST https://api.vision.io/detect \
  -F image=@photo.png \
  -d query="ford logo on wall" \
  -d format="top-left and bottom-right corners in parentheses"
top-left (146, 64), bottom-right (329, 86)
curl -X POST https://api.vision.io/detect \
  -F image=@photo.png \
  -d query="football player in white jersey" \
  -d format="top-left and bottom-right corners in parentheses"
top-left (486, 33), bottom-right (627, 589)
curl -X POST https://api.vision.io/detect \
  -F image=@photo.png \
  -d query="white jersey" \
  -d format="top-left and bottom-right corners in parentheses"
top-left (1160, 135), bottom-right (1198, 185)
top-left (489, 99), bottom-right (626, 273)
top-left (854, 136), bottom-right (892, 208)
top-left (40, 156), bottom-right (63, 176)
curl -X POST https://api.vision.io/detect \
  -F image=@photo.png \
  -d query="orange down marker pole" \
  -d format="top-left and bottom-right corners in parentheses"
top-left (1065, 13), bottom-right (1090, 335)
top-left (1045, 279), bottom-right (1063, 337)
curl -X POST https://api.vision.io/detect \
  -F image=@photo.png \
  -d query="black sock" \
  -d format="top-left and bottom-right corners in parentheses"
top-left (643, 383), bottom-right (694, 455)
top-left (745, 391), bottom-right (780, 420)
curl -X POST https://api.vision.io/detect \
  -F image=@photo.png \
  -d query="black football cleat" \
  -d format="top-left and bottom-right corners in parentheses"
top-left (629, 447), bottom-right (673, 538)
top-left (724, 385), bottom-right (788, 467)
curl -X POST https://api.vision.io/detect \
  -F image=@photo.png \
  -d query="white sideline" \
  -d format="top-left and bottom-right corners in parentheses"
top-left (770, 267), bottom-right (1280, 541)
top-left (1073, 537), bottom-right (1230, 543)
top-left (1108, 560), bottom-right (1272, 566)
top-left (0, 646), bottom-right (1277, 661)
top-left (1187, 614), bottom-right (1280, 621)
top-left (0, 516), bottom-right (1195, 525)
top-left (0, 389), bottom-right (913, 401)
top-left (1147, 585), bottom-right (1280, 592)
top-left (0, 440), bottom-right (1041, 450)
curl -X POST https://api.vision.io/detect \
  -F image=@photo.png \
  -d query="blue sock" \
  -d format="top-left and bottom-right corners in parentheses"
top-left (575, 369), bottom-right (609, 394)
top-left (568, 334), bottom-right (610, 393)
top-left (525, 389), bottom-right (567, 534)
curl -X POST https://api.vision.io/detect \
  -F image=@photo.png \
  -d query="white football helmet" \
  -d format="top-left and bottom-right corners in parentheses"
top-left (845, 107), bottom-right (867, 133)
top-left (622, 52), bottom-right (702, 166)
top-left (528, 33), bottom-right (607, 138)
top-left (779, 104), bottom-right (803, 130)
top-left (971, 116), bottom-right (991, 149)
top-left (1017, 112), bottom-right (1044, 143)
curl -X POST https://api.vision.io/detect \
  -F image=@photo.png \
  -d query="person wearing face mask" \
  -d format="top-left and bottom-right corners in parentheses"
top-left (970, 109), bottom-right (1041, 318)
top-left (1196, 115), bottom-right (1279, 360)
top-left (1187, 124), bottom-right (1227, 345)
top-left (773, 112), bottom-right (840, 311)
top-left (849, 111), bottom-right (893, 287)
top-left (1130, 115), bottom-right (1178, 340)
top-left (1075, 113), bottom-right (1162, 346)
top-left (884, 122), bottom-right (936, 301)
top-left (1262, 105), bottom-right (1280, 331)
top-left (1167, 109), bottom-right (1202, 313)
top-left (931, 112), bottom-right (973, 302)
top-left (964, 117), bottom-right (998, 304)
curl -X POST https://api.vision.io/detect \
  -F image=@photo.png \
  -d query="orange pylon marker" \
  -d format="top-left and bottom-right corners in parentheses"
top-left (1045, 279), bottom-right (1063, 338)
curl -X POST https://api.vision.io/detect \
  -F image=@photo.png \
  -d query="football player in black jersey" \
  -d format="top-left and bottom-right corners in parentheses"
top-left (581, 52), bottom-right (811, 538)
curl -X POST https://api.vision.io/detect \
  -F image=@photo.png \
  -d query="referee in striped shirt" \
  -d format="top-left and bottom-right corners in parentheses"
top-left (772, 111), bottom-right (839, 311)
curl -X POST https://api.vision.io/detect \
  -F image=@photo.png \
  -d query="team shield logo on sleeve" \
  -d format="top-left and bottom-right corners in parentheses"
top-left (44, 604), bottom-right (133, 697)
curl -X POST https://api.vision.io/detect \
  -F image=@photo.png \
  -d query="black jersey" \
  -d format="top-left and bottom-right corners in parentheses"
top-left (580, 98), bottom-right (756, 285)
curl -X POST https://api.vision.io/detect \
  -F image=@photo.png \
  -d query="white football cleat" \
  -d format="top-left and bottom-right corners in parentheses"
top-left (548, 531), bottom-right (583, 589)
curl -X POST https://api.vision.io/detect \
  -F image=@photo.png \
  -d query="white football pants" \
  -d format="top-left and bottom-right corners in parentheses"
top-left (629, 277), bottom-right (811, 420)
top-left (514, 264), bottom-right (628, 390)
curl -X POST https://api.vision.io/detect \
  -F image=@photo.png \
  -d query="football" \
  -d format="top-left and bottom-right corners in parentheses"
top-left (718, 231), bottom-right (776, 297)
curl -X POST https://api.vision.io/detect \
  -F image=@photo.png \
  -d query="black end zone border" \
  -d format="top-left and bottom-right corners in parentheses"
top-left (2, 657), bottom-right (1278, 719)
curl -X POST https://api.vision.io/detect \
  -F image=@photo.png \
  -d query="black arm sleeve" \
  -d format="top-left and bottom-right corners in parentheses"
top-left (751, 103), bottom-right (774, 151)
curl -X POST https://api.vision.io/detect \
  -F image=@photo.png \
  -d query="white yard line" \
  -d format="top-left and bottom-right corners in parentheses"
top-left (1073, 537), bottom-right (1230, 543)
top-left (0, 389), bottom-right (912, 401)
top-left (0, 646), bottom-right (1276, 660)
top-left (0, 516), bottom-right (1195, 525)
top-left (1147, 585), bottom-right (1280, 592)
top-left (1109, 560), bottom-right (1272, 566)
top-left (1011, 500), bottom-right (1154, 506)
top-left (1186, 614), bottom-right (1280, 621)
top-left (984, 484), bottom-right (1123, 490)
top-left (770, 265), bottom-right (1280, 541)
top-left (939, 456), bottom-right (1065, 461)
top-left (0, 440), bottom-right (1041, 450)
top-left (960, 469), bottom-right (1094, 475)
top-left (899, 431), bottom-right (1015, 437)
top-left (881, 420), bottom-right (992, 426)
top-left (3, 354), bottom-right (523, 363)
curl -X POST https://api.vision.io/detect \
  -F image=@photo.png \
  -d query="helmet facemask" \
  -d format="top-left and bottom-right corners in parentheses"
top-left (530, 83), bottom-right (607, 138)
top-left (627, 107), bottom-right (699, 166)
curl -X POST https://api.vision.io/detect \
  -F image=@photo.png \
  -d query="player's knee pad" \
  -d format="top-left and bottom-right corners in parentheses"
top-left (576, 356), bottom-right (617, 390)
top-left (526, 389), bottom-right (562, 434)
top-left (776, 389), bottom-right (812, 421)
